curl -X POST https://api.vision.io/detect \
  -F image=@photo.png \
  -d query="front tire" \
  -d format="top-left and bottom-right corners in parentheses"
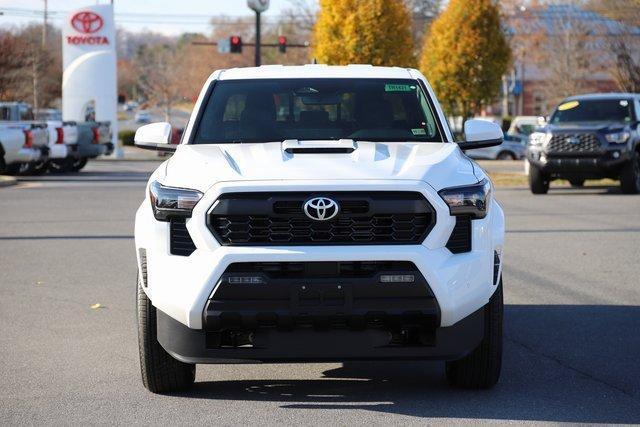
top-left (619, 150), bottom-right (640, 194)
top-left (137, 280), bottom-right (195, 394)
top-left (71, 157), bottom-right (88, 172)
top-left (48, 157), bottom-right (75, 173)
top-left (528, 164), bottom-right (549, 194)
top-left (497, 151), bottom-right (516, 160)
top-left (446, 281), bottom-right (503, 389)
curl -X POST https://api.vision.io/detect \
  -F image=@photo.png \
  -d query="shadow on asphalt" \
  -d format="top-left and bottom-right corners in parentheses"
top-left (175, 305), bottom-right (640, 423)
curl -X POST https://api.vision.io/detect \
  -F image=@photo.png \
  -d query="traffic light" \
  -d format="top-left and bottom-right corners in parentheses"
top-left (230, 36), bottom-right (242, 53)
top-left (278, 36), bottom-right (287, 53)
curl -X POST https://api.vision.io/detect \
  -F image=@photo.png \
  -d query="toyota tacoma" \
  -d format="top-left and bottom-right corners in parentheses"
top-left (527, 93), bottom-right (640, 194)
top-left (134, 65), bottom-right (506, 393)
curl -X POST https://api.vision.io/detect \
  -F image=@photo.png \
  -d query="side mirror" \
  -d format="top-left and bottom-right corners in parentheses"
top-left (134, 122), bottom-right (176, 152)
top-left (457, 119), bottom-right (503, 150)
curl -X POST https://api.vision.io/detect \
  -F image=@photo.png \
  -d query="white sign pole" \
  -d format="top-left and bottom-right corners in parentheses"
top-left (62, 4), bottom-right (121, 158)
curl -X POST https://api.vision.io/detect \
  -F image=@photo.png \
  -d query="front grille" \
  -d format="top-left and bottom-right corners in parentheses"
top-left (446, 216), bottom-right (472, 254)
top-left (208, 192), bottom-right (435, 246)
top-left (170, 218), bottom-right (197, 256)
top-left (205, 261), bottom-right (439, 347)
top-left (547, 133), bottom-right (602, 154)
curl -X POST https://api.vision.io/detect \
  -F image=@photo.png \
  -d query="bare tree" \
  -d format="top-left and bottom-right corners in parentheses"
top-left (610, 37), bottom-right (640, 92)
top-left (136, 45), bottom-right (184, 122)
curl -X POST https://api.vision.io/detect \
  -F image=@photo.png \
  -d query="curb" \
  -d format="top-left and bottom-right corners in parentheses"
top-left (0, 176), bottom-right (18, 187)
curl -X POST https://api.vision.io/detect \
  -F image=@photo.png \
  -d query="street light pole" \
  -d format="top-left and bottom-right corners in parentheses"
top-left (255, 10), bottom-right (261, 67)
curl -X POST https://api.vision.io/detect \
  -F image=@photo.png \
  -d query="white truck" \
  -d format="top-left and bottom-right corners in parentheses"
top-left (133, 65), bottom-right (506, 393)
top-left (0, 102), bottom-right (50, 175)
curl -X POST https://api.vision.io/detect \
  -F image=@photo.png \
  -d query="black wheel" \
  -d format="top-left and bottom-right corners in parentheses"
top-left (497, 151), bottom-right (516, 160)
top-left (48, 157), bottom-right (75, 174)
top-left (0, 155), bottom-right (6, 174)
top-left (569, 179), bottom-right (585, 188)
top-left (71, 157), bottom-right (88, 172)
top-left (6, 162), bottom-right (33, 176)
top-left (619, 150), bottom-right (640, 194)
top-left (528, 164), bottom-right (549, 194)
top-left (446, 281), bottom-right (503, 389)
top-left (137, 279), bottom-right (195, 394)
top-left (30, 161), bottom-right (49, 175)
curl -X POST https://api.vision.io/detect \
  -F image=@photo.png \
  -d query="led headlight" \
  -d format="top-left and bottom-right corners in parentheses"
top-left (605, 131), bottom-right (630, 144)
top-left (149, 180), bottom-right (203, 221)
top-left (529, 132), bottom-right (551, 146)
top-left (438, 179), bottom-right (492, 219)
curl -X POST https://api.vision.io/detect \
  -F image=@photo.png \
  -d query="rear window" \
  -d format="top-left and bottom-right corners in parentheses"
top-left (192, 78), bottom-right (443, 144)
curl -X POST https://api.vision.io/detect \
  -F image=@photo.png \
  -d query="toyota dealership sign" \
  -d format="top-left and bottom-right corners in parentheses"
top-left (62, 4), bottom-right (120, 157)
top-left (67, 11), bottom-right (109, 45)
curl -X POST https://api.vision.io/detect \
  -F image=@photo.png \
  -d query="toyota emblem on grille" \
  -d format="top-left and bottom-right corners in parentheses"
top-left (303, 197), bottom-right (339, 221)
top-left (566, 136), bottom-right (580, 145)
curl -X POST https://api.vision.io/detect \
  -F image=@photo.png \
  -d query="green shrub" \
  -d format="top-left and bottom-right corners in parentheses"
top-left (119, 130), bottom-right (136, 146)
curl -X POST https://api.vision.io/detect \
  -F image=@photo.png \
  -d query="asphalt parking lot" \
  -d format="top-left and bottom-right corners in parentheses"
top-left (1, 161), bottom-right (639, 424)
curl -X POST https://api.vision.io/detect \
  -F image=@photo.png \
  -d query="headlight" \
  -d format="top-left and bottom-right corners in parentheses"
top-left (149, 180), bottom-right (203, 221)
top-left (605, 131), bottom-right (630, 144)
top-left (438, 179), bottom-right (492, 219)
top-left (529, 132), bottom-right (551, 146)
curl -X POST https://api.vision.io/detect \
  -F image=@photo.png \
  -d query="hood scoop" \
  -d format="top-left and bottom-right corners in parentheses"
top-left (282, 139), bottom-right (357, 154)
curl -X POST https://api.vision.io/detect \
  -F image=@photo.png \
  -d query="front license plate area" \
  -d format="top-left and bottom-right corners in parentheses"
top-left (291, 283), bottom-right (352, 314)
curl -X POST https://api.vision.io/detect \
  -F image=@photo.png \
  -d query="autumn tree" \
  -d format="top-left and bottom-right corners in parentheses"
top-left (420, 0), bottom-right (511, 118)
top-left (313, 0), bottom-right (415, 67)
top-left (136, 44), bottom-right (185, 122)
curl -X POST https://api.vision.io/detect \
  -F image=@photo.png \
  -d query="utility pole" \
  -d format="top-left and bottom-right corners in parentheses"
top-left (42, 0), bottom-right (47, 47)
top-left (247, 0), bottom-right (270, 67)
top-left (255, 10), bottom-right (261, 66)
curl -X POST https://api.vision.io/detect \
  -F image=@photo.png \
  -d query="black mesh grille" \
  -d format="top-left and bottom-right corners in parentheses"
top-left (446, 216), bottom-right (472, 254)
top-left (547, 133), bottom-right (602, 154)
top-left (208, 192), bottom-right (435, 246)
top-left (170, 218), bottom-right (197, 256)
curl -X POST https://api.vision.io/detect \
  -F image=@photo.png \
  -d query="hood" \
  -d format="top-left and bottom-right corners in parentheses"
top-left (543, 122), bottom-right (628, 133)
top-left (161, 141), bottom-right (477, 193)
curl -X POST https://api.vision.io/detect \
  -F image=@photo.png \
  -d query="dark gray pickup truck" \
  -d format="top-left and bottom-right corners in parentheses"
top-left (526, 93), bottom-right (640, 194)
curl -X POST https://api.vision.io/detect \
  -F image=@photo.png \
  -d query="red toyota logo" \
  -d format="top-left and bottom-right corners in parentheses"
top-left (71, 11), bottom-right (104, 34)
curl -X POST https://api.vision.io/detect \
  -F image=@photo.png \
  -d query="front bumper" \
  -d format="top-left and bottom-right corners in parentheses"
top-left (527, 146), bottom-right (632, 177)
top-left (157, 306), bottom-right (484, 363)
top-left (136, 180), bottom-right (505, 333)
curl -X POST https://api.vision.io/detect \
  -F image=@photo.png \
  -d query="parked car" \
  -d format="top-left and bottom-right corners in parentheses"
top-left (35, 108), bottom-right (112, 172)
top-left (133, 65), bottom-right (506, 393)
top-left (466, 133), bottom-right (527, 160)
top-left (135, 110), bottom-right (151, 124)
top-left (0, 102), bottom-right (50, 175)
top-left (0, 124), bottom-right (43, 175)
top-left (508, 116), bottom-right (543, 138)
top-left (527, 93), bottom-right (640, 194)
top-left (34, 108), bottom-right (80, 173)
top-left (124, 101), bottom-right (139, 112)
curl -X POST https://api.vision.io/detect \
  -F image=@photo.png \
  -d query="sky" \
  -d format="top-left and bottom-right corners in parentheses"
top-left (0, 0), bottom-right (317, 35)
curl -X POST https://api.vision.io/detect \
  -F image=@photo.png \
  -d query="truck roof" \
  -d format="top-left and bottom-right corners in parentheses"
top-left (564, 93), bottom-right (639, 101)
top-left (217, 64), bottom-right (416, 80)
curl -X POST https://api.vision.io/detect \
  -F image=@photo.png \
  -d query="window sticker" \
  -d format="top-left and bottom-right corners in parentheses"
top-left (385, 84), bottom-right (415, 92)
top-left (620, 100), bottom-right (629, 107)
top-left (558, 100), bottom-right (579, 111)
top-left (411, 128), bottom-right (427, 135)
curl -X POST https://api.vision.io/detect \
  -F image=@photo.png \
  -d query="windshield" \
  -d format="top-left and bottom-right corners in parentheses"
top-left (192, 78), bottom-right (443, 144)
top-left (550, 99), bottom-right (634, 124)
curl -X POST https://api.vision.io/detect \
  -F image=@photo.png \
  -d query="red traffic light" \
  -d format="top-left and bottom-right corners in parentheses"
top-left (278, 36), bottom-right (287, 53)
top-left (229, 35), bottom-right (242, 53)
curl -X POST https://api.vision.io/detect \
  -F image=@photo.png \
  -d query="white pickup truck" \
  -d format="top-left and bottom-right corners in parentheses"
top-left (133, 65), bottom-right (507, 393)
top-left (0, 103), bottom-right (50, 175)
